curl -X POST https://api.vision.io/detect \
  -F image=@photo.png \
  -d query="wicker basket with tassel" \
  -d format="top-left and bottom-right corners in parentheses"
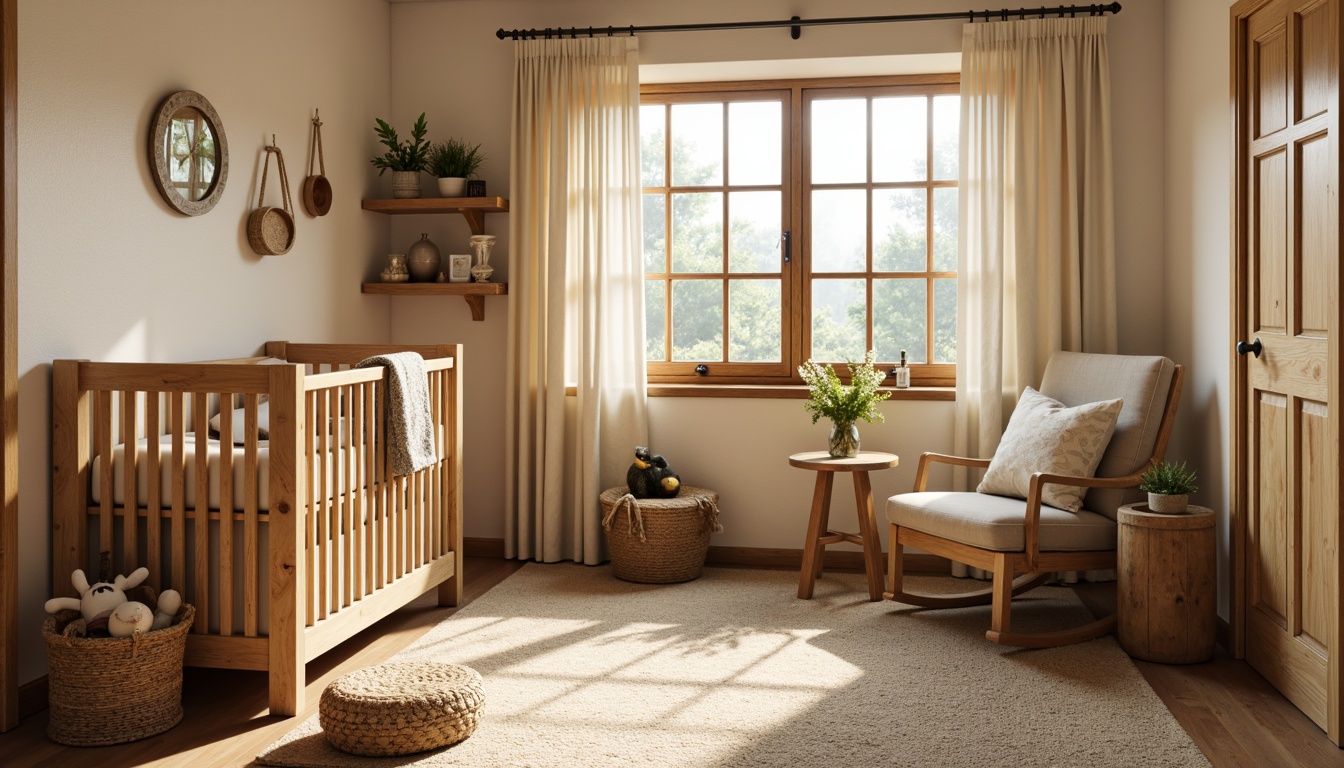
top-left (600, 486), bottom-right (721, 583)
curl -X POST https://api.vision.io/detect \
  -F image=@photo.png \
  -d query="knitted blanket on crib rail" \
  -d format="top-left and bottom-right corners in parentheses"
top-left (354, 352), bottom-right (436, 476)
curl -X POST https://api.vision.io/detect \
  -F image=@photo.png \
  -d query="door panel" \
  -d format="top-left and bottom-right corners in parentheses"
top-left (1236, 0), bottom-right (1340, 741)
top-left (1250, 392), bottom-right (1288, 626)
top-left (1298, 133), bottom-right (1331, 335)
top-left (1298, 1), bottom-right (1331, 121)
top-left (1299, 400), bottom-right (1334, 653)
top-left (1255, 149), bottom-right (1287, 334)
top-left (1255, 23), bottom-right (1288, 137)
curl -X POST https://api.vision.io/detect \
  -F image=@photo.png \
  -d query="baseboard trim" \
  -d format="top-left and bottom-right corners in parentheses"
top-left (705, 545), bottom-right (950, 574)
top-left (463, 538), bottom-right (950, 575)
top-left (17, 675), bottom-right (45, 719)
top-left (464, 537), bottom-right (505, 559)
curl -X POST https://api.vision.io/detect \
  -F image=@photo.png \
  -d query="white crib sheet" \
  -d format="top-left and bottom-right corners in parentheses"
top-left (90, 434), bottom-right (361, 512)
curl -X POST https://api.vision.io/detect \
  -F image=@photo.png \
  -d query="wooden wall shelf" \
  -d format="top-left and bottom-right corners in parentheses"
top-left (361, 197), bottom-right (509, 236)
top-left (361, 282), bottom-right (508, 321)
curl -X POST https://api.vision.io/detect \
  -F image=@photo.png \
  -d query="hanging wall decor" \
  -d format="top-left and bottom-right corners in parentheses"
top-left (150, 90), bottom-right (229, 216)
top-left (247, 138), bottom-right (296, 255)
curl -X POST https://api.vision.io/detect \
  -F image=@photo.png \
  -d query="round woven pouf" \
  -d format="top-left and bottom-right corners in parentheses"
top-left (319, 661), bottom-right (484, 757)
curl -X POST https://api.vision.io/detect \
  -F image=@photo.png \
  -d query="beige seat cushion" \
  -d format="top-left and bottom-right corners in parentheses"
top-left (886, 491), bottom-right (1117, 552)
top-left (975, 387), bottom-right (1122, 513)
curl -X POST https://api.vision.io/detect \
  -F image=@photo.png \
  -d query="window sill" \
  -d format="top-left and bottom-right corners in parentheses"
top-left (645, 384), bottom-right (954, 401)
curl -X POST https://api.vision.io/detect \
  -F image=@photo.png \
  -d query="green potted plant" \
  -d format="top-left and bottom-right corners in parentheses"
top-left (370, 112), bottom-right (429, 199)
top-left (1138, 460), bottom-right (1198, 513)
top-left (427, 138), bottom-right (485, 198)
top-left (798, 350), bottom-right (890, 458)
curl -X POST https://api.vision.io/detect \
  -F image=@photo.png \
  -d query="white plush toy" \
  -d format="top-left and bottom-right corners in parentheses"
top-left (44, 567), bottom-right (181, 636)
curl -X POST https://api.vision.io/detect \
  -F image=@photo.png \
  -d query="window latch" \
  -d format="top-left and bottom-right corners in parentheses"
top-left (695, 364), bottom-right (709, 376)
top-left (780, 231), bottom-right (791, 263)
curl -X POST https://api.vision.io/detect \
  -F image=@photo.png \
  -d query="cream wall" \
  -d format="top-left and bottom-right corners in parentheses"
top-left (16, 0), bottom-right (393, 683)
top-left (1163, 0), bottom-right (1235, 617)
top-left (388, 0), bottom-right (1174, 549)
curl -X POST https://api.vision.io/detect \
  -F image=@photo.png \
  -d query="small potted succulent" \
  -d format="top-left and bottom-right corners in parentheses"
top-left (1138, 460), bottom-right (1198, 513)
top-left (798, 350), bottom-right (890, 458)
top-left (427, 138), bottom-right (485, 198)
top-left (370, 113), bottom-right (430, 199)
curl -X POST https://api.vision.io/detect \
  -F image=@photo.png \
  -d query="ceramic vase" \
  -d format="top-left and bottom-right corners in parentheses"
top-left (406, 234), bottom-right (441, 282)
top-left (469, 234), bottom-right (496, 282)
top-left (391, 170), bottom-right (421, 199)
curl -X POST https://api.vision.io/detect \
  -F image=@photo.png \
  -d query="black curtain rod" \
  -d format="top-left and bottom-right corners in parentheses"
top-left (496, 3), bottom-right (1121, 41)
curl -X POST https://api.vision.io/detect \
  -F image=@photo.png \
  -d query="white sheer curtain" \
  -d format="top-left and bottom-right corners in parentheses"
top-left (504, 37), bottom-right (649, 565)
top-left (954, 19), bottom-right (1117, 580)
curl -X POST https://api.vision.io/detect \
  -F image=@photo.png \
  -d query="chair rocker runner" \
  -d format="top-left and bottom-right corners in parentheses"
top-left (884, 353), bottom-right (1184, 648)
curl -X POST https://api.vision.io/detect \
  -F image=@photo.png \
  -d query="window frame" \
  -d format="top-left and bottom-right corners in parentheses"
top-left (641, 74), bottom-right (959, 388)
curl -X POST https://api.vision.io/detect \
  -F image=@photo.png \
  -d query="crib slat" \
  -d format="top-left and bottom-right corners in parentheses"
top-left (218, 397), bottom-right (234, 636)
top-left (362, 382), bottom-right (375, 597)
top-left (429, 370), bottom-right (440, 559)
top-left (432, 369), bottom-right (443, 558)
top-left (146, 393), bottom-right (162, 590)
top-left (193, 395), bottom-right (209, 634)
top-left (244, 396), bottom-right (259, 637)
top-left (316, 389), bottom-right (329, 620)
top-left (121, 391), bottom-right (139, 572)
top-left (350, 384), bottom-right (364, 602)
top-left (170, 393), bottom-right (186, 610)
top-left (374, 382), bottom-right (386, 590)
top-left (304, 392), bottom-right (316, 627)
top-left (95, 390), bottom-right (113, 562)
top-left (342, 384), bottom-right (353, 607)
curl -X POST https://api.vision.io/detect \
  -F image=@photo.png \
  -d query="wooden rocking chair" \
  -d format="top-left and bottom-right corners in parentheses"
top-left (884, 352), bottom-right (1184, 648)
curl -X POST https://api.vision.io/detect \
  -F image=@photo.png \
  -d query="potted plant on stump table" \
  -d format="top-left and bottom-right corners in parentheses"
top-left (1138, 460), bottom-right (1198, 513)
top-left (428, 138), bottom-right (485, 198)
top-left (798, 350), bottom-right (890, 458)
top-left (370, 113), bottom-right (429, 199)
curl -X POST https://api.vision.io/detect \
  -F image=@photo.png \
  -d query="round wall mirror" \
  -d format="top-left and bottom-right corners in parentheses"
top-left (150, 90), bottom-right (228, 216)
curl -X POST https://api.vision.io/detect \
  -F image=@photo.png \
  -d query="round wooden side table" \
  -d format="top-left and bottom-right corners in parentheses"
top-left (1117, 502), bottom-right (1216, 663)
top-left (789, 451), bottom-right (899, 601)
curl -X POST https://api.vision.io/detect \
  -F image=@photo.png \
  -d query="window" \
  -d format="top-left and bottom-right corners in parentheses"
top-left (641, 75), bottom-right (959, 387)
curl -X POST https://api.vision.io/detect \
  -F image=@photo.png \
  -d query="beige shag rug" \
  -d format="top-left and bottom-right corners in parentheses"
top-left (257, 564), bottom-right (1208, 768)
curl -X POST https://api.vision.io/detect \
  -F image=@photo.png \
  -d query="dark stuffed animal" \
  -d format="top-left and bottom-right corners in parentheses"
top-left (647, 455), bottom-right (681, 499)
top-left (626, 446), bottom-right (682, 499)
top-left (626, 446), bottom-right (656, 498)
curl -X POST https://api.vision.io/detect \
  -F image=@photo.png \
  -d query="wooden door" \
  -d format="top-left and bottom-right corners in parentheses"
top-left (1233, 0), bottom-right (1342, 743)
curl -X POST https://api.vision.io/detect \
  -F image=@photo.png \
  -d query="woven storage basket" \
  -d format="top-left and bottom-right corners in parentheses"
top-left (43, 602), bottom-right (194, 746)
top-left (600, 485), bottom-right (720, 583)
top-left (320, 661), bottom-right (485, 757)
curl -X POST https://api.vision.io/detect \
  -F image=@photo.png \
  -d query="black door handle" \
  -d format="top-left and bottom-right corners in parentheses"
top-left (1236, 338), bottom-right (1262, 358)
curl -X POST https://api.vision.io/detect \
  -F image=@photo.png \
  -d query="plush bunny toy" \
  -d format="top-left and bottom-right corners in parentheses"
top-left (44, 567), bottom-right (181, 637)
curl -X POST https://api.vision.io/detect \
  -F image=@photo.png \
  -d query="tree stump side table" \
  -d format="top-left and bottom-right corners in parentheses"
top-left (1117, 502), bottom-right (1216, 663)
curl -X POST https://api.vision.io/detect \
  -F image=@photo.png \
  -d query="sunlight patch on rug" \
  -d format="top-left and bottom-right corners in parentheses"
top-left (256, 565), bottom-right (1209, 768)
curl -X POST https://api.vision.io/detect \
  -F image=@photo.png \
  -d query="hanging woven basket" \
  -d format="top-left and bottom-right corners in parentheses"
top-left (248, 143), bottom-right (296, 255)
top-left (600, 486), bottom-right (721, 583)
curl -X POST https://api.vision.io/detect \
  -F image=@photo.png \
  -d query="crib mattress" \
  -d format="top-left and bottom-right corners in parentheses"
top-left (90, 435), bottom-right (360, 512)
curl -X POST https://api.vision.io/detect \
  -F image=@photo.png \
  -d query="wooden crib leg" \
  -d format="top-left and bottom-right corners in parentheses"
top-left (269, 365), bottom-right (307, 716)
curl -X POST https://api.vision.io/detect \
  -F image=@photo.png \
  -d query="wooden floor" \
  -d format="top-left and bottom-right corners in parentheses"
top-left (0, 561), bottom-right (1340, 767)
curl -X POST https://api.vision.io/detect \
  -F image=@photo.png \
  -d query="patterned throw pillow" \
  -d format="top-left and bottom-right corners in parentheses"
top-left (976, 387), bottom-right (1123, 513)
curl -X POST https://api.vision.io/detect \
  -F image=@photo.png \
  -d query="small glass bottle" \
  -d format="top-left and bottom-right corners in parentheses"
top-left (894, 350), bottom-right (911, 388)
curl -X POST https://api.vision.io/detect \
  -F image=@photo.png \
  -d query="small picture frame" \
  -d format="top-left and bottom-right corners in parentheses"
top-left (448, 253), bottom-right (472, 283)
top-left (466, 179), bottom-right (487, 197)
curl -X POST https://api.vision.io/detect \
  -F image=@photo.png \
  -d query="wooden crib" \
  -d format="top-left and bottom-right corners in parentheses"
top-left (50, 342), bottom-right (463, 716)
